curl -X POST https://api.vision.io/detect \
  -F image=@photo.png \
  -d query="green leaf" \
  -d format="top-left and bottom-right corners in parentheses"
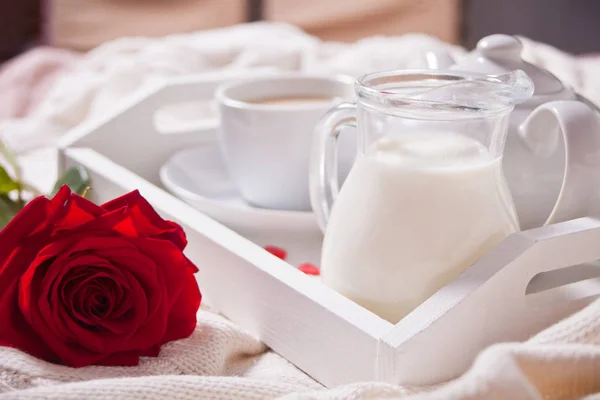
top-left (51, 166), bottom-right (91, 197)
top-left (0, 166), bottom-right (19, 194)
top-left (0, 140), bottom-right (21, 181)
top-left (0, 194), bottom-right (23, 230)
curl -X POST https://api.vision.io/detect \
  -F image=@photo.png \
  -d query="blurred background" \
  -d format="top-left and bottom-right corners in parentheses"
top-left (2, 0), bottom-right (600, 61)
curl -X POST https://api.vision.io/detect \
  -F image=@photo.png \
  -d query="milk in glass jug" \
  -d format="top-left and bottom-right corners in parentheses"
top-left (310, 70), bottom-right (536, 323)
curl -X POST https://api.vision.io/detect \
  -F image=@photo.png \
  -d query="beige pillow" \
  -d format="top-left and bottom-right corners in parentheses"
top-left (48, 0), bottom-right (459, 51)
top-left (268, 0), bottom-right (459, 43)
top-left (48, 0), bottom-right (246, 51)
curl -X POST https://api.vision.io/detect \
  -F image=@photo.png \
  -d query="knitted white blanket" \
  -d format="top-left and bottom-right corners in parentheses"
top-left (1, 300), bottom-right (599, 399)
top-left (1, 23), bottom-right (600, 399)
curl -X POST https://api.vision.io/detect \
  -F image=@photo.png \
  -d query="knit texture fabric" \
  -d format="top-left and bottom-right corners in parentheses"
top-left (1, 299), bottom-right (599, 399)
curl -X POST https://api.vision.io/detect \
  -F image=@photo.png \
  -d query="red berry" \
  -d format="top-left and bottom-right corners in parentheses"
top-left (264, 245), bottom-right (287, 260)
top-left (298, 263), bottom-right (320, 276)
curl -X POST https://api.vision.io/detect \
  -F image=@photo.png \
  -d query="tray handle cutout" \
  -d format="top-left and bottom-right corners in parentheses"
top-left (153, 100), bottom-right (218, 136)
top-left (150, 69), bottom-right (276, 136)
top-left (525, 260), bottom-right (600, 298)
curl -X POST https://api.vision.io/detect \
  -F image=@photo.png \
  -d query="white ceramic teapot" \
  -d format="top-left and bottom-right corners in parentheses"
top-left (425, 34), bottom-right (600, 229)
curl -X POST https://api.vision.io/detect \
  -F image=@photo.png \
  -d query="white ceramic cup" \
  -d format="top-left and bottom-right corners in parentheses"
top-left (215, 74), bottom-right (356, 211)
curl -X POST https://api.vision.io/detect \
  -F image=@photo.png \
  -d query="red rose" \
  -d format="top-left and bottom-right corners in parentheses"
top-left (0, 186), bottom-right (201, 367)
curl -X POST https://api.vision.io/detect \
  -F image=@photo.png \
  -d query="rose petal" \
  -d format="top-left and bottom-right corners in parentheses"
top-left (41, 236), bottom-right (161, 327)
top-left (0, 234), bottom-right (60, 363)
top-left (52, 192), bottom-right (106, 233)
top-left (0, 186), bottom-right (70, 294)
top-left (16, 254), bottom-right (91, 364)
top-left (50, 207), bottom-right (127, 243)
top-left (141, 344), bottom-right (161, 357)
top-left (53, 237), bottom-right (168, 353)
top-left (19, 242), bottom-right (153, 365)
top-left (100, 254), bottom-right (167, 351)
top-left (57, 260), bottom-right (147, 340)
top-left (0, 195), bottom-right (52, 266)
top-left (66, 271), bottom-right (120, 323)
top-left (127, 238), bottom-right (198, 305)
top-left (59, 262), bottom-right (129, 325)
top-left (298, 263), bottom-right (320, 276)
top-left (83, 244), bottom-right (163, 317)
top-left (22, 254), bottom-right (108, 353)
top-left (162, 272), bottom-right (200, 343)
top-left (95, 267), bottom-right (149, 341)
top-left (105, 238), bottom-right (198, 348)
top-left (264, 246), bottom-right (287, 260)
top-left (94, 350), bottom-right (140, 366)
top-left (102, 191), bottom-right (187, 250)
top-left (0, 188), bottom-right (70, 296)
top-left (0, 282), bottom-right (57, 362)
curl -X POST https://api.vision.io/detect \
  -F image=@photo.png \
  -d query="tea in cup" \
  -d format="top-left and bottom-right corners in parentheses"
top-left (216, 74), bottom-right (355, 211)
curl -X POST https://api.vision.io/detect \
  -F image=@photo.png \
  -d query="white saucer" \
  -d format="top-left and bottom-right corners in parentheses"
top-left (159, 139), bottom-right (323, 265)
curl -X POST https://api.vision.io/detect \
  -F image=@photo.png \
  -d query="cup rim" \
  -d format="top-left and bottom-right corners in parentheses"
top-left (215, 72), bottom-right (356, 112)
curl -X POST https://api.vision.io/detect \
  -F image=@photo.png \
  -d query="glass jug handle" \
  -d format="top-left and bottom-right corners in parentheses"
top-left (309, 102), bottom-right (357, 232)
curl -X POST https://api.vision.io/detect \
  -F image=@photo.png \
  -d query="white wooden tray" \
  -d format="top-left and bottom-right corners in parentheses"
top-left (58, 75), bottom-right (600, 388)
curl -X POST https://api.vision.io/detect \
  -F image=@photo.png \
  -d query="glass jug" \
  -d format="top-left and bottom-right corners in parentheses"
top-left (309, 70), bottom-right (534, 323)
